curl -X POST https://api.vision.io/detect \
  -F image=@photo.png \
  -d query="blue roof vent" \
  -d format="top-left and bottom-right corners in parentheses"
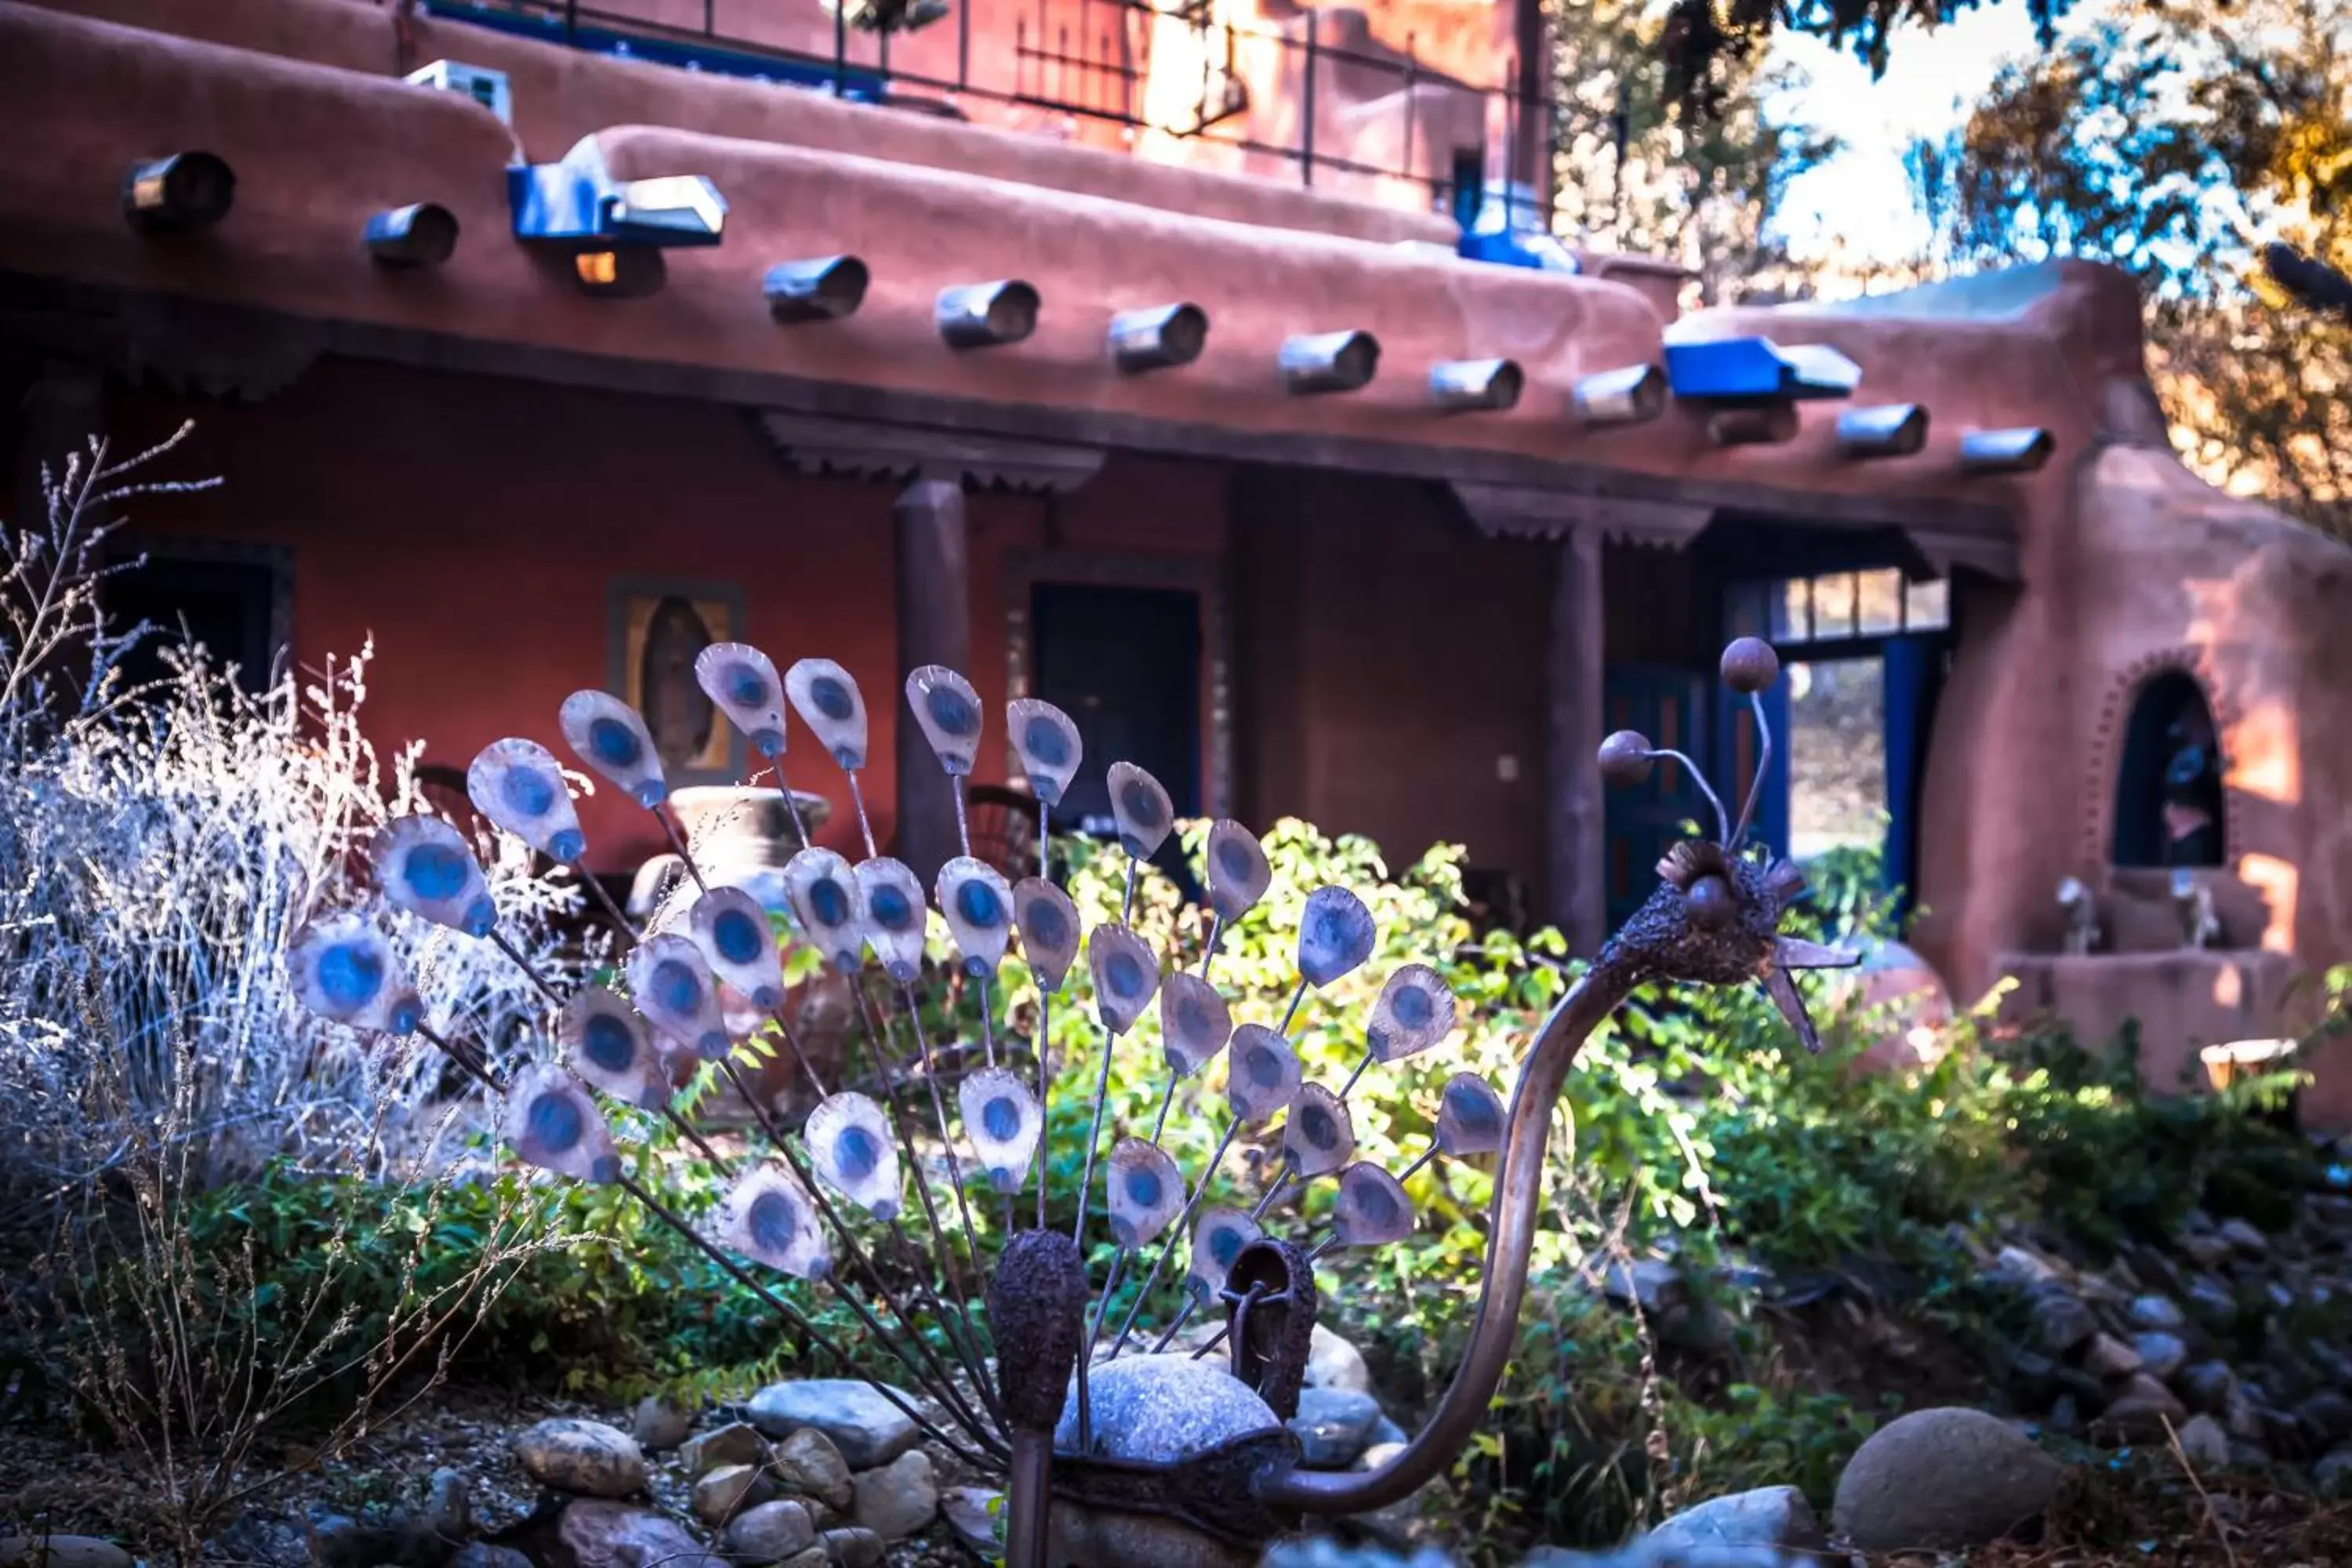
top-left (508, 135), bottom-right (727, 249)
top-left (1457, 180), bottom-right (1581, 274)
top-left (1663, 337), bottom-right (1861, 402)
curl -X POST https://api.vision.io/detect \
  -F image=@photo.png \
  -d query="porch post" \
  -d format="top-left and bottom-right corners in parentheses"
top-left (1546, 525), bottom-right (1606, 956)
top-left (894, 476), bottom-right (971, 886)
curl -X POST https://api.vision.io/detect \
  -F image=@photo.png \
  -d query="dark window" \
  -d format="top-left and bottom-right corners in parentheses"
top-left (2113, 671), bottom-right (2224, 868)
top-left (103, 550), bottom-right (284, 699)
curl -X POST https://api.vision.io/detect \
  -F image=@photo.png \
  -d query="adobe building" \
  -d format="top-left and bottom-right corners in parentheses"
top-left (4, 0), bottom-right (2350, 1116)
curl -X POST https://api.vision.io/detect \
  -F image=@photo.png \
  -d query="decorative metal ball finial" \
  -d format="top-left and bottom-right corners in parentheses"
top-left (1597, 729), bottom-right (1654, 786)
top-left (1721, 636), bottom-right (1780, 695)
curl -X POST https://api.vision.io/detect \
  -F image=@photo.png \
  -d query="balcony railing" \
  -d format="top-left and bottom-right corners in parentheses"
top-left (429, 0), bottom-right (1557, 230)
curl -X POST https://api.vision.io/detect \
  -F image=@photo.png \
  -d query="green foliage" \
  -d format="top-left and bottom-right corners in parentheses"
top-left (111, 821), bottom-right (2350, 1553)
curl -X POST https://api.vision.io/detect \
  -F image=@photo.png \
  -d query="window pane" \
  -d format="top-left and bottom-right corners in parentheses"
top-left (1725, 581), bottom-right (1767, 639)
top-left (1904, 575), bottom-right (1950, 631)
top-left (1812, 572), bottom-right (1859, 640)
top-left (1857, 568), bottom-right (1903, 635)
top-left (1773, 579), bottom-right (1809, 643)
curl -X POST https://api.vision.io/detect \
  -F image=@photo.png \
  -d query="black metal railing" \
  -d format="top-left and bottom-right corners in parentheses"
top-left (429, 0), bottom-right (1557, 230)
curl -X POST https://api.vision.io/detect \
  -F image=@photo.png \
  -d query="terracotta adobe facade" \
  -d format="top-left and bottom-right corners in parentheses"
top-left (3, 0), bottom-right (2350, 1117)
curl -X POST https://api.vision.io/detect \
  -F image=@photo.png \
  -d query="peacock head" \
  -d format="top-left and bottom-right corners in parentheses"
top-left (1594, 636), bottom-right (1860, 1047)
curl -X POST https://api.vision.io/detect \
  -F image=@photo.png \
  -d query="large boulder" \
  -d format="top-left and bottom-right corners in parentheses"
top-left (1645, 1486), bottom-right (1828, 1555)
top-left (552, 1502), bottom-right (724, 1568)
top-left (1054, 1353), bottom-right (1279, 1463)
top-left (514, 1420), bottom-right (649, 1498)
top-left (748, 1381), bottom-right (921, 1469)
top-left (1832, 1406), bottom-right (2067, 1552)
top-left (0, 1539), bottom-right (133, 1568)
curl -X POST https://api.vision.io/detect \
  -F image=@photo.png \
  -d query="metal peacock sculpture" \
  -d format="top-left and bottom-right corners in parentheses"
top-left (285, 633), bottom-right (1857, 1568)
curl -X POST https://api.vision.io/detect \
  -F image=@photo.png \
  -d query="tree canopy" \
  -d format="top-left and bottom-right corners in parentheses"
top-left (1903, 0), bottom-right (2352, 535)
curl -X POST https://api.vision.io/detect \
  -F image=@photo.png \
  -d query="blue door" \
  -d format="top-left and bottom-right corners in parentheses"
top-left (1602, 666), bottom-right (1715, 931)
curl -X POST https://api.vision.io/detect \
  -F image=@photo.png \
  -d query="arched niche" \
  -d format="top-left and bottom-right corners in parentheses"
top-left (2111, 669), bottom-right (2225, 868)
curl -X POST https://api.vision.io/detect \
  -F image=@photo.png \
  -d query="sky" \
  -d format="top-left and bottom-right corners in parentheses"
top-left (1760, 0), bottom-right (2111, 268)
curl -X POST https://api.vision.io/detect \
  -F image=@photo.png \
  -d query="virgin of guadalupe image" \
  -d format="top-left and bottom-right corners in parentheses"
top-left (639, 595), bottom-right (718, 773)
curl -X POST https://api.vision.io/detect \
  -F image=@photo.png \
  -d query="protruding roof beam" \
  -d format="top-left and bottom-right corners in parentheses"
top-left (1428, 358), bottom-right (1523, 412)
top-left (1572, 364), bottom-right (1668, 428)
top-left (365, 204), bottom-right (459, 269)
top-left (1959, 427), bottom-right (2056, 475)
top-left (1835, 403), bottom-right (1929, 459)
top-left (1280, 331), bottom-right (1379, 394)
top-left (1109, 304), bottom-right (1209, 373)
top-left (123, 152), bottom-right (234, 234)
top-left (764, 256), bottom-right (869, 323)
top-left (936, 281), bottom-right (1039, 348)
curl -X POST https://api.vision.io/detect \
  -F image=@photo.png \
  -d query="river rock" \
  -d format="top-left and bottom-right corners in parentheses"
top-left (451, 1549), bottom-right (531, 1568)
top-left (423, 1468), bottom-right (471, 1545)
top-left (2218, 1218), bottom-right (2268, 1254)
top-left (2317, 1445), bottom-right (2352, 1494)
top-left (2177, 1414), bottom-right (2232, 1470)
top-left (2098, 1374), bottom-right (2188, 1438)
top-left (631, 1394), bottom-right (696, 1454)
top-left (2132, 1331), bottom-right (2189, 1381)
top-left (748, 1381), bottom-right (921, 1469)
top-left (818, 1527), bottom-right (884, 1568)
top-left (0, 1539), bottom-right (133, 1568)
top-left (1600, 1258), bottom-right (1682, 1314)
top-left (726, 1500), bottom-right (816, 1564)
top-left (554, 1502), bottom-right (724, 1568)
top-left (771, 1427), bottom-right (856, 1512)
top-left (2082, 1334), bottom-right (2143, 1379)
top-left (516, 1419), bottom-right (649, 1498)
top-left (851, 1450), bottom-right (938, 1541)
top-left (940, 1488), bottom-right (1002, 1556)
top-left (1832, 1406), bottom-right (2068, 1552)
top-left (2031, 1290), bottom-right (2098, 1356)
top-left (1054, 1352), bottom-right (1280, 1463)
top-left (694, 1463), bottom-right (776, 1526)
top-left (1646, 1485), bottom-right (1827, 1555)
top-left (2180, 1361), bottom-right (2239, 1414)
top-left (1307, 1323), bottom-right (1374, 1394)
top-left (682, 1421), bottom-right (771, 1479)
top-left (1290, 1388), bottom-right (1385, 1469)
top-left (2129, 1294), bottom-right (2187, 1331)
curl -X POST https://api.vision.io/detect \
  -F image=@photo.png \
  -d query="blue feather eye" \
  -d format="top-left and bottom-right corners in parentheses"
top-left (560, 691), bottom-right (667, 810)
top-left (811, 677), bottom-right (855, 721)
top-left (314, 942), bottom-right (384, 1010)
top-left (581, 1012), bottom-right (636, 1072)
top-left (1006, 699), bottom-right (1083, 806)
top-left (527, 1090), bottom-right (583, 1152)
top-left (834, 1123), bottom-right (880, 1181)
top-left (807, 1092), bottom-right (902, 1220)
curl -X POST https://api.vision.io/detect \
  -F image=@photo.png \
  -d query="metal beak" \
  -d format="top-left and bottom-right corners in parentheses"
top-left (1761, 966), bottom-right (1824, 1054)
top-left (1773, 935), bottom-right (1863, 971)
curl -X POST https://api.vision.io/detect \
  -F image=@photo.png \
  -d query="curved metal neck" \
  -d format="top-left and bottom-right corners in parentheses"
top-left (1254, 963), bottom-right (1638, 1516)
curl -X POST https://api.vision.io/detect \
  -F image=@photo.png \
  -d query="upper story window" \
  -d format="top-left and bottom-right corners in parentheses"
top-left (1728, 568), bottom-right (1950, 647)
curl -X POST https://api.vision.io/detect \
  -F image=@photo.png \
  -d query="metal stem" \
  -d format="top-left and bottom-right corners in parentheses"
top-left (1071, 1020), bottom-right (1116, 1243)
top-left (1258, 967), bottom-right (1638, 1515)
top-left (1278, 978), bottom-right (1307, 1036)
top-left (657, 807), bottom-right (711, 895)
top-left (617, 1171), bottom-right (993, 1468)
top-left (767, 757), bottom-right (812, 851)
top-left (895, 981), bottom-right (993, 1283)
top-left (844, 770), bottom-right (879, 859)
top-left (1338, 1049), bottom-right (1374, 1104)
top-left (978, 974), bottom-right (1000, 1071)
top-left (489, 929), bottom-right (563, 1006)
top-left (1110, 1116), bottom-right (1240, 1356)
top-left (1730, 690), bottom-right (1774, 851)
top-left (1004, 1429), bottom-right (1053, 1568)
top-left (1034, 793), bottom-right (1054, 1234)
top-left (1645, 748), bottom-right (1730, 846)
top-left (847, 982), bottom-right (1001, 1407)
top-left (1198, 913), bottom-right (1224, 979)
top-left (718, 1057), bottom-right (1004, 1452)
top-left (579, 869), bottom-right (641, 951)
top-left (416, 1022), bottom-right (504, 1095)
